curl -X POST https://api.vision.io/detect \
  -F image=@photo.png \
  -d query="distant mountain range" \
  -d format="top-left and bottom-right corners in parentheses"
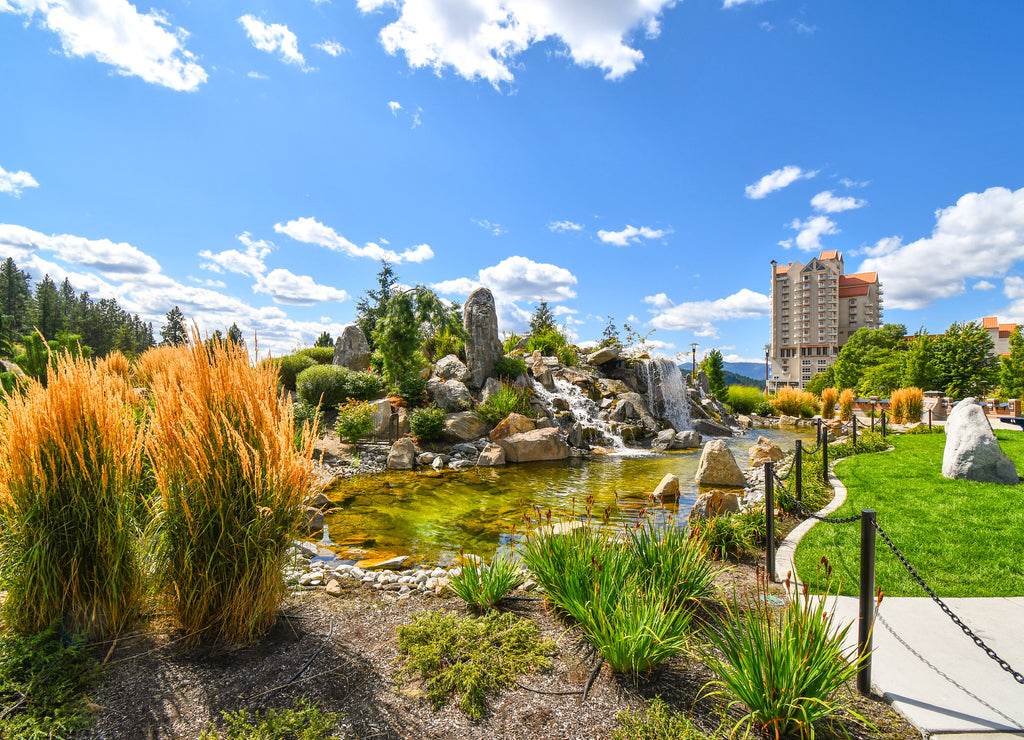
top-left (677, 361), bottom-right (766, 390)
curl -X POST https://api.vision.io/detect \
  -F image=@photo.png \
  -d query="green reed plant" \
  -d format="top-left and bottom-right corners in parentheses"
top-left (0, 353), bottom-right (144, 638)
top-left (627, 522), bottom-right (720, 608)
top-left (726, 385), bottom-right (763, 415)
top-left (689, 508), bottom-right (765, 561)
top-left (699, 565), bottom-right (870, 740)
top-left (147, 336), bottom-right (321, 645)
top-left (447, 552), bottom-right (525, 611)
top-left (476, 384), bottom-right (534, 427)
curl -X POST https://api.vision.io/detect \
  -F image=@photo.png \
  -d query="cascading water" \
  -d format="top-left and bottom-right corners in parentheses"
top-left (532, 377), bottom-right (645, 455)
top-left (640, 358), bottom-right (692, 431)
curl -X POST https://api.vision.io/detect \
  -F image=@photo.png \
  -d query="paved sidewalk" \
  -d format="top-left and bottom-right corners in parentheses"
top-left (777, 470), bottom-right (1024, 737)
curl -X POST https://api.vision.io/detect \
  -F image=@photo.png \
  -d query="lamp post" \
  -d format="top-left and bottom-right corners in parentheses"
top-left (690, 342), bottom-right (698, 381)
top-left (764, 343), bottom-right (771, 391)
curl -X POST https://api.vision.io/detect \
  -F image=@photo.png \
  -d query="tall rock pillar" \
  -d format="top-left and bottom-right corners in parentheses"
top-left (463, 287), bottom-right (501, 389)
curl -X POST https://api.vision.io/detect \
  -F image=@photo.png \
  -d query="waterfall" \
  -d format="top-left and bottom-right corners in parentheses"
top-left (641, 358), bottom-right (692, 431)
top-left (532, 377), bottom-right (645, 456)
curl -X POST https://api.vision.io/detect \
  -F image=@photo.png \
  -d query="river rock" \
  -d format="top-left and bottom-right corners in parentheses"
top-left (692, 419), bottom-right (733, 437)
top-left (435, 354), bottom-right (471, 382)
top-left (387, 437), bottom-right (416, 470)
top-left (588, 346), bottom-right (621, 365)
top-left (652, 473), bottom-right (679, 501)
top-left (325, 579), bottom-right (343, 597)
top-left (778, 415), bottom-right (801, 427)
top-left (427, 378), bottom-right (472, 411)
top-left (443, 411), bottom-right (490, 442)
top-left (304, 506), bottom-right (324, 533)
top-left (694, 440), bottom-right (747, 488)
top-left (674, 430), bottom-right (702, 449)
top-left (332, 324), bottom-right (372, 371)
top-left (942, 398), bottom-right (1018, 484)
top-left (651, 429), bottom-right (677, 451)
top-left (609, 400), bottom-right (635, 422)
top-left (478, 443), bottom-right (506, 466)
top-left (368, 398), bottom-right (395, 437)
top-left (489, 412), bottom-right (536, 441)
top-left (498, 427), bottom-right (569, 463)
top-left (463, 288), bottom-right (502, 389)
top-left (530, 351), bottom-right (556, 392)
top-left (749, 436), bottom-right (785, 466)
top-left (688, 490), bottom-right (741, 521)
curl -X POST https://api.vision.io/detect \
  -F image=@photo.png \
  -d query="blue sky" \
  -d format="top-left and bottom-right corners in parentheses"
top-left (2, 0), bottom-right (1024, 360)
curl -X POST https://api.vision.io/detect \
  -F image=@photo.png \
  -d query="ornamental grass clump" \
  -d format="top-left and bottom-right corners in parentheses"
top-left (820, 387), bottom-right (838, 419)
top-left (147, 335), bottom-right (321, 645)
top-left (838, 388), bottom-right (855, 421)
top-left (447, 551), bottom-right (525, 611)
top-left (771, 387), bottom-right (818, 418)
top-left (0, 352), bottom-right (144, 638)
top-left (700, 564), bottom-right (871, 740)
top-left (890, 387), bottom-right (924, 424)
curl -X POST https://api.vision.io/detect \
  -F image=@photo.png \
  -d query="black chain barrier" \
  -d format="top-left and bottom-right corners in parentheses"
top-left (771, 470), bottom-right (861, 524)
top-left (872, 520), bottom-right (1024, 685)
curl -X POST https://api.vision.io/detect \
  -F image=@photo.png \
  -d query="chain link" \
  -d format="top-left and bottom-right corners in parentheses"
top-left (771, 470), bottom-right (861, 524)
top-left (872, 520), bottom-right (1024, 685)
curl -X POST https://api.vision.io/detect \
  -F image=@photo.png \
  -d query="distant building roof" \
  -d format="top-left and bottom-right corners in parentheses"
top-left (839, 272), bottom-right (878, 287)
top-left (818, 249), bottom-right (841, 261)
top-left (983, 316), bottom-right (999, 329)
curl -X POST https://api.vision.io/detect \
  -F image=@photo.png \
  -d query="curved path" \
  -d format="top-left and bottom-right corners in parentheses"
top-left (776, 463), bottom-right (1024, 738)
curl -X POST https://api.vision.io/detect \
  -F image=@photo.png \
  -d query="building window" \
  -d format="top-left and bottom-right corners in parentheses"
top-left (802, 359), bottom-right (811, 365)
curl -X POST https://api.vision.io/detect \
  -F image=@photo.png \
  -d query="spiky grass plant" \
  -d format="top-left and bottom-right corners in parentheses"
top-left (447, 552), bottom-right (525, 611)
top-left (699, 565), bottom-right (870, 740)
top-left (133, 345), bottom-right (188, 388)
top-left (838, 388), bottom-right (855, 421)
top-left (820, 387), bottom-right (838, 419)
top-left (627, 522), bottom-right (720, 608)
top-left (96, 350), bottom-right (133, 382)
top-left (890, 387), bottom-right (923, 424)
top-left (147, 334), bottom-right (321, 645)
top-left (0, 353), bottom-right (144, 638)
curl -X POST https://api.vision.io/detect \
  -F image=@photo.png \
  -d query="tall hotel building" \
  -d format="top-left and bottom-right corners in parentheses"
top-left (767, 250), bottom-right (883, 391)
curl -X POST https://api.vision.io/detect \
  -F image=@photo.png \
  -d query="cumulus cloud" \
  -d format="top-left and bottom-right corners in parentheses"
top-left (199, 232), bottom-right (273, 277)
top-left (788, 215), bottom-right (839, 251)
top-left (315, 39), bottom-right (346, 56)
top-left (239, 15), bottom-right (309, 69)
top-left (0, 223), bottom-right (163, 278)
top-left (860, 186), bottom-right (1024, 311)
top-left (254, 269), bottom-right (349, 305)
top-left (745, 166), bottom-right (816, 199)
top-left (811, 190), bottom-right (866, 213)
top-left (597, 224), bottom-right (669, 246)
top-left (274, 217), bottom-right (434, 262)
top-left (187, 275), bottom-right (227, 288)
top-left (552, 305), bottom-right (577, 316)
top-left (1, 0), bottom-right (206, 91)
top-left (357, 0), bottom-right (678, 87)
top-left (973, 280), bottom-right (996, 291)
top-left (549, 220), bottom-right (583, 233)
top-left (644, 288), bottom-right (770, 337)
top-left (0, 163), bottom-right (39, 197)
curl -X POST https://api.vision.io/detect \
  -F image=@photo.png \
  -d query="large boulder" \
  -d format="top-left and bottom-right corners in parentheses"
top-left (463, 288), bottom-right (502, 389)
top-left (442, 412), bottom-right (490, 442)
top-left (942, 398), bottom-right (1018, 484)
top-left (427, 378), bottom-right (472, 411)
top-left (694, 440), bottom-right (747, 488)
top-left (618, 392), bottom-right (659, 433)
top-left (530, 351), bottom-right (556, 392)
top-left (749, 436), bottom-right (786, 466)
top-left (478, 443), bottom-right (506, 467)
top-left (588, 346), bottom-right (620, 365)
top-left (332, 324), bottom-right (372, 371)
top-left (651, 429), bottom-right (677, 451)
top-left (673, 430), bottom-right (702, 449)
top-left (489, 412), bottom-right (536, 441)
top-left (693, 418), bottom-right (733, 438)
top-left (688, 490), bottom-right (741, 521)
top-left (368, 398), bottom-right (395, 438)
top-left (497, 427), bottom-right (569, 463)
top-left (652, 473), bottom-right (679, 501)
top-left (435, 354), bottom-right (471, 382)
top-left (387, 437), bottom-right (416, 470)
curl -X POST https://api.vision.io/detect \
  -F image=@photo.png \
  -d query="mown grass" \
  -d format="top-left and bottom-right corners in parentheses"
top-left (796, 430), bottom-right (1024, 597)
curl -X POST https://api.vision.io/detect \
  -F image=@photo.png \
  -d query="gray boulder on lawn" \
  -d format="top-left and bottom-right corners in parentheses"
top-left (942, 398), bottom-right (1018, 485)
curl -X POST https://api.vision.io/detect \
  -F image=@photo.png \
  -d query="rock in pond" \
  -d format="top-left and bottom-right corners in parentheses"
top-left (694, 439), bottom-right (747, 488)
top-left (497, 427), bottom-right (569, 463)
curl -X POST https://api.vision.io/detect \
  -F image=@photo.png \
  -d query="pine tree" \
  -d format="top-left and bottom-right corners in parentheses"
top-left (227, 323), bottom-right (245, 348)
top-left (700, 348), bottom-right (728, 400)
top-left (33, 275), bottom-right (61, 339)
top-left (160, 306), bottom-right (188, 346)
top-left (356, 261), bottom-right (398, 351)
top-left (529, 301), bottom-right (556, 335)
top-left (314, 331), bottom-right (333, 348)
top-left (0, 257), bottom-right (33, 334)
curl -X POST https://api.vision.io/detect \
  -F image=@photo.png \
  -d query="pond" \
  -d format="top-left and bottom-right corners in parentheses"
top-left (316, 426), bottom-right (815, 568)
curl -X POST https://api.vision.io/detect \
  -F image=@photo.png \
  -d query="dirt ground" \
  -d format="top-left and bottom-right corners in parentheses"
top-left (81, 554), bottom-right (921, 740)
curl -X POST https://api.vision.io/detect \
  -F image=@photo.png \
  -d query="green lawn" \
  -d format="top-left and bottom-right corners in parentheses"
top-left (794, 430), bottom-right (1024, 597)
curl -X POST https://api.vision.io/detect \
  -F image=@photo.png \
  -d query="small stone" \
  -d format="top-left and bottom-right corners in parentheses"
top-left (325, 579), bottom-right (342, 596)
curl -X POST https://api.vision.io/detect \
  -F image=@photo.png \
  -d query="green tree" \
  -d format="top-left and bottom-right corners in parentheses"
top-left (32, 274), bottom-right (61, 339)
top-left (832, 324), bottom-right (907, 390)
top-left (804, 366), bottom-right (835, 396)
top-left (373, 287), bottom-right (463, 385)
top-left (934, 321), bottom-right (998, 398)
top-left (356, 261), bottom-right (398, 352)
top-left (600, 316), bottom-right (620, 347)
top-left (314, 330), bottom-right (333, 348)
top-left (227, 323), bottom-right (245, 348)
top-left (901, 331), bottom-right (940, 391)
top-left (529, 301), bottom-right (556, 335)
top-left (160, 306), bottom-right (188, 346)
top-left (1001, 326), bottom-right (1024, 399)
top-left (0, 257), bottom-right (33, 334)
top-left (700, 349), bottom-right (728, 400)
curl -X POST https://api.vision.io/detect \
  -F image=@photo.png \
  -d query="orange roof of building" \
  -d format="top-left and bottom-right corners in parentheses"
top-left (839, 272), bottom-right (878, 287)
top-left (983, 316), bottom-right (999, 329)
top-left (999, 323), bottom-right (1017, 338)
top-left (839, 286), bottom-right (870, 297)
top-left (776, 263), bottom-right (791, 275)
top-left (818, 249), bottom-right (841, 261)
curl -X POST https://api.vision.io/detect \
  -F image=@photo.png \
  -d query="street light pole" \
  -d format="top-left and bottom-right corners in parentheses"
top-left (690, 342), bottom-right (698, 381)
top-left (764, 343), bottom-right (771, 391)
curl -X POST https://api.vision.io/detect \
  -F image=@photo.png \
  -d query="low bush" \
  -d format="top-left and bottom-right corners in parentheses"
top-left (613, 696), bottom-right (714, 740)
top-left (754, 398), bottom-right (775, 417)
top-left (477, 384), bottom-right (534, 427)
top-left (493, 355), bottom-right (528, 381)
top-left (424, 328), bottom-right (466, 363)
top-left (396, 374), bottom-right (428, 407)
top-left (345, 370), bottom-right (385, 401)
top-left (296, 364), bottom-right (351, 408)
top-left (501, 333), bottom-right (522, 354)
top-left (335, 400), bottom-right (375, 445)
top-left (298, 346), bottom-right (335, 365)
top-left (820, 387), bottom-right (838, 419)
top-left (838, 388), bottom-right (855, 421)
top-left (726, 385), bottom-right (763, 415)
top-left (276, 353), bottom-right (316, 392)
top-left (525, 329), bottom-right (567, 357)
top-left (200, 697), bottom-right (341, 740)
top-left (396, 610), bottom-right (555, 720)
top-left (447, 552), bottom-right (525, 611)
top-left (557, 343), bottom-right (580, 367)
top-left (410, 405), bottom-right (446, 440)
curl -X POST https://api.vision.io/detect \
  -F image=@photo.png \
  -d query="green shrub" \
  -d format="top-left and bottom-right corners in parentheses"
top-left (296, 364), bottom-right (351, 408)
top-left (700, 568), bottom-right (868, 739)
top-left (476, 384), bottom-right (534, 427)
top-left (754, 398), bottom-right (775, 417)
top-left (493, 355), bottom-right (528, 381)
top-left (276, 354), bottom-right (316, 392)
top-left (346, 370), bottom-right (385, 401)
top-left (200, 697), bottom-right (341, 740)
top-left (557, 343), bottom-right (580, 367)
top-left (447, 552), bottom-right (525, 611)
top-left (397, 374), bottom-right (428, 407)
top-left (410, 405), bottom-right (446, 440)
top-left (335, 400), bottom-right (375, 445)
top-left (525, 329), bottom-right (567, 357)
top-left (424, 327), bottom-right (466, 363)
top-left (726, 385), bottom-right (763, 415)
top-left (501, 333), bottom-right (522, 354)
top-left (397, 610), bottom-right (555, 720)
top-left (298, 346), bottom-right (335, 365)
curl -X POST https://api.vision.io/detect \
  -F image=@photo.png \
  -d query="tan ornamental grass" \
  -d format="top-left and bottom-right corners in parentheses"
top-left (890, 387), bottom-right (924, 424)
top-left (96, 350), bottom-right (133, 382)
top-left (820, 387), bottom-right (838, 420)
top-left (147, 331), bottom-right (321, 645)
top-left (838, 388), bottom-right (856, 421)
top-left (770, 387), bottom-right (819, 418)
top-left (0, 352), bottom-right (144, 638)
top-left (133, 345), bottom-right (188, 388)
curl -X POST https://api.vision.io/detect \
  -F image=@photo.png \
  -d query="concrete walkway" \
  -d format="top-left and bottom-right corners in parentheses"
top-left (777, 469), bottom-right (1024, 737)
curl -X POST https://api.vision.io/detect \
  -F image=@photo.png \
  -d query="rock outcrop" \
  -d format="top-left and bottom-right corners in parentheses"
top-left (435, 354), bottom-right (471, 382)
top-left (332, 324), bottom-right (372, 371)
top-left (463, 288), bottom-right (502, 389)
top-left (588, 346), bottom-right (620, 365)
top-left (692, 418), bottom-right (733, 438)
top-left (694, 440), bottom-right (747, 488)
top-left (942, 398), bottom-right (1018, 484)
top-left (497, 427), bottom-right (569, 463)
top-left (442, 412), bottom-right (489, 442)
top-left (489, 412), bottom-right (536, 441)
top-left (688, 490), bottom-right (741, 521)
top-left (749, 436), bottom-right (785, 466)
top-left (427, 378), bottom-right (472, 411)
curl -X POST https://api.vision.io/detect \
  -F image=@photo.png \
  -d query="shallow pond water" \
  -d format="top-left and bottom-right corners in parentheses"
top-left (317, 426), bottom-right (815, 567)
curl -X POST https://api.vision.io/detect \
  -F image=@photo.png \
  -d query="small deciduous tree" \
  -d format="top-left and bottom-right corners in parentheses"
top-left (933, 321), bottom-right (997, 398)
top-left (1001, 326), bottom-right (1024, 399)
top-left (902, 330), bottom-right (940, 391)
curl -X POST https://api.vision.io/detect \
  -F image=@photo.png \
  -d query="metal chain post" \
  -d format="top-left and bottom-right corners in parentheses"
top-left (765, 461), bottom-right (776, 583)
top-left (795, 439), bottom-right (803, 502)
top-left (852, 413), bottom-right (858, 447)
top-left (881, 409), bottom-right (887, 439)
top-left (822, 422), bottom-right (829, 485)
top-left (928, 408), bottom-right (933, 430)
top-left (858, 509), bottom-right (877, 695)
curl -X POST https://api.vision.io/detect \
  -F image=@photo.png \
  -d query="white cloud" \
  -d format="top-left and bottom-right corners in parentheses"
top-left (0, 223), bottom-right (163, 278)
top-left (777, 238), bottom-right (793, 249)
top-left (187, 275), bottom-right (226, 288)
top-left (860, 186), bottom-right (1024, 311)
top-left (549, 220), bottom-right (583, 233)
top-left (1, 0), bottom-right (206, 91)
top-left (723, 0), bottom-right (770, 7)
top-left (791, 19), bottom-right (817, 34)
top-left (388, 100), bottom-right (402, 115)
top-left (840, 177), bottom-right (870, 189)
top-left (788, 215), bottom-right (839, 251)
top-left (199, 232), bottom-right (273, 277)
top-left (274, 217), bottom-right (435, 263)
top-left (0, 163), bottom-right (39, 197)
top-left (745, 165), bottom-right (817, 199)
top-left (248, 71), bottom-right (269, 79)
top-left (239, 15), bottom-right (309, 70)
top-left (973, 280), bottom-right (996, 291)
top-left (410, 108), bottom-right (422, 128)
top-left (627, 314), bottom-right (639, 323)
top-left (552, 305), bottom-right (577, 316)
top-left (644, 288), bottom-right (771, 336)
top-left (473, 218), bottom-right (506, 236)
top-left (254, 269), bottom-right (349, 305)
top-left (597, 224), bottom-right (669, 246)
top-left (357, 0), bottom-right (678, 87)
top-left (315, 39), bottom-right (346, 56)
top-left (811, 190), bottom-right (866, 214)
